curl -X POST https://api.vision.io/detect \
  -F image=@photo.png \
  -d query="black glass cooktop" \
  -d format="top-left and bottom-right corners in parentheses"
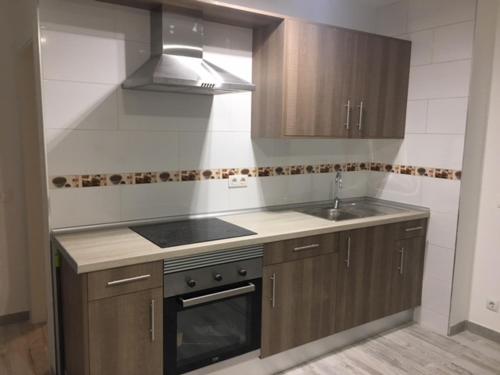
top-left (130, 218), bottom-right (256, 248)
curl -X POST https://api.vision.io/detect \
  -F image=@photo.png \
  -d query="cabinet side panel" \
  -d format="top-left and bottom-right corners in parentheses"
top-left (252, 21), bottom-right (285, 138)
top-left (61, 258), bottom-right (89, 375)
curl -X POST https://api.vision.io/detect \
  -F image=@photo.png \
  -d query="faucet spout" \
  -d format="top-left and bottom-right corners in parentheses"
top-left (332, 171), bottom-right (343, 209)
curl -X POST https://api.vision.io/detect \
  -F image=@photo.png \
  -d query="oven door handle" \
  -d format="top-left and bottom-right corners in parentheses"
top-left (179, 283), bottom-right (256, 308)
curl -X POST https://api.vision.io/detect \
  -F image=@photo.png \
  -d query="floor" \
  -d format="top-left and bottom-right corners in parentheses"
top-left (283, 324), bottom-right (500, 375)
top-left (0, 322), bottom-right (50, 375)
top-left (1, 322), bottom-right (500, 375)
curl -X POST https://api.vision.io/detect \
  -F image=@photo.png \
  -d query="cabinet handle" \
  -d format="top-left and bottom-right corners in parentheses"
top-left (344, 100), bottom-right (352, 130)
top-left (405, 226), bottom-right (423, 232)
top-left (293, 244), bottom-right (320, 252)
top-left (150, 299), bottom-right (155, 342)
top-left (345, 236), bottom-right (351, 268)
top-left (106, 274), bottom-right (151, 287)
top-left (270, 273), bottom-right (276, 309)
top-left (398, 248), bottom-right (405, 275)
top-left (358, 101), bottom-right (364, 132)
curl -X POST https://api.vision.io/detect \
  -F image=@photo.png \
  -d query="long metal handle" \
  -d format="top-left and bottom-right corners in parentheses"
top-left (150, 299), bottom-right (155, 342)
top-left (107, 274), bottom-right (151, 286)
top-left (180, 283), bottom-right (255, 308)
top-left (358, 101), bottom-right (364, 131)
top-left (345, 236), bottom-right (351, 268)
top-left (344, 100), bottom-right (352, 130)
top-left (405, 226), bottom-right (424, 232)
top-left (398, 248), bottom-right (405, 275)
top-left (271, 273), bottom-right (276, 309)
top-left (293, 244), bottom-right (320, 252)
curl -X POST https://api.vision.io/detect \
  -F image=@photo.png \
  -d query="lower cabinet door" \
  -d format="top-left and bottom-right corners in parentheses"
top-left (88, 288), bottom-right (163, 375)
top-left (261, 253), bottom-right (338, 357)
top-left (390, 237), bottom-right (426, 314)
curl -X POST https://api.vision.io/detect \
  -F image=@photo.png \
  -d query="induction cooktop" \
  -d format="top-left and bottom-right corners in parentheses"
top-left (129, 218), bottom-right (256, 248)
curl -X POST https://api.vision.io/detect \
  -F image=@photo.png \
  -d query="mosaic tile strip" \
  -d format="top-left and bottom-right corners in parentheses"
top-left (49, 162), bottom-right (461, 189)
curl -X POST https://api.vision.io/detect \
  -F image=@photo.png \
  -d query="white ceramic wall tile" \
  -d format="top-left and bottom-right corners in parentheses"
top-left (428, 212), bottom-right (459, 249)
top-left (42, 80), bottom-right (118, 130)
top-left (408, 30), bottom-right (433, 66)
top-left (400, 134), bottom-right (465, 170)
top-left (285, 175), bottom-right (314, 204)
top-left (228, 178), bottom-right (266, 211)
top-left (421, 178), bottom-right (461, 214)
top-left (426, 97), bottom-right (468, 135)
top-left (285, 140), bottom-right (349, 165)
top-left (40, 0), bottom-right (117, 38)
top-left (408, 60), bottom-right (472, 100)
top-left (45, 129), bottom-right (121, 175)
top-left (49, 187), bottom-right (121, 228)
top-left (120, 183), bottom-right (190, 221)
top-left (421, 273), bottom-right (452, 316)
top-left (405, 100), bottom-right (428, 133)
top-left (339, 171), bottom-right (369, 199)
top-left (367, 173), bottom-right (423, 206)
top-left (116, 131), bottom-right (178, 172)
top-left (185, 180), bottom-right (231, 214)
top-left (367, 140), bottom-right (403, 164)
top-left (424, 244), bottom-right (455, 283)
top-left (432, 22), bottom-right (474, 63)
top-left (41, 30), bottom-right (149, 84)
top-left (114, 6), bottom-right (150, 43)
top-left (414, 306), bottom-right (449, 335)
top-left (118, 89), bottom-right (213, 132)
top-left (408, 0), bottom-right (476, 32)
top-left (375, 1), bottom-right (408, 37)
top-left (311, 174), bottom-right (334, 202)
top-left (209, 93), bottom-right (252, 133)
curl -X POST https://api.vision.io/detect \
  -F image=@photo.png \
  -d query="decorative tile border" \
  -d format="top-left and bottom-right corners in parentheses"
top-left (49, 162), bottom-right (461, 189)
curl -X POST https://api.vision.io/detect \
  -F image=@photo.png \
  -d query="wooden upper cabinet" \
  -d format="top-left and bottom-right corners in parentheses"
top-left (252, 19), bottom-right (411, 139)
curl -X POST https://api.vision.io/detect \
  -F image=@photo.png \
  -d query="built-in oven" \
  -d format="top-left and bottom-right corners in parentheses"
top-left (164, 246), bottom-right (263, 375)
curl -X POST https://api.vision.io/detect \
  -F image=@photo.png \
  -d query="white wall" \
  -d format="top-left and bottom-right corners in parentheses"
top-left (467, 3), bottom-right (500, 334)
top-left (370, 0), bottom-right (477, 334)
top-left (0, 0), bottom-right (32, 317)
top-left (39, 0), bottom-right (377, 229)
top-left (450, 0), bottom-right (498, 329)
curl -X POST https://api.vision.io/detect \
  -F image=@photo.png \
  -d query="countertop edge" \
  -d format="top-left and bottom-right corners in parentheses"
top-left (56, 209), bottom-right (430, 274)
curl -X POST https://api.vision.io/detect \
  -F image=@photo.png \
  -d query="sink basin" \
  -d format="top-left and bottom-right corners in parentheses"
top-left (296, 200), bottom-right (405, 222)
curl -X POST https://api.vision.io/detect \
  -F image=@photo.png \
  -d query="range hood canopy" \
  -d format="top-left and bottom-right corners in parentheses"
top-left (122, 6), bottom-right (256, 95)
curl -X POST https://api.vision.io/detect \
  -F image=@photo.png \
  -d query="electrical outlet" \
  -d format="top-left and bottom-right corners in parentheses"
top-left (486, 299), bottom-right (499, 312)
top-left (228, 174), bottom-right (248, 189)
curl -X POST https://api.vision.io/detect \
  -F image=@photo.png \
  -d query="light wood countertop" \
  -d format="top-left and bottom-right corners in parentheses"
top-left (54, 201), bottom-right (429, 274)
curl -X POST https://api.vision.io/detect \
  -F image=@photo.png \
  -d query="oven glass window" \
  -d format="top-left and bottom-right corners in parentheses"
top-left (177, 295), bottom-right (249, 367)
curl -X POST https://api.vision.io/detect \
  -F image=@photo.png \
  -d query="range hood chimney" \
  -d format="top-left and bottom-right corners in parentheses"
top-left (122, 6), bottom-right (256, 95)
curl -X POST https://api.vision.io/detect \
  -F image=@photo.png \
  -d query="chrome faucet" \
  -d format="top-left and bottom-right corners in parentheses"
top-left (331, 172), bottom-right (343, 209)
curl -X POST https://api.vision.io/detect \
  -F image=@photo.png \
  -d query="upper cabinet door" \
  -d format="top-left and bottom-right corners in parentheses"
top-left (282, 20), bottom-right (355, 137)
top-left (352, 33), bottom-right (411, 139)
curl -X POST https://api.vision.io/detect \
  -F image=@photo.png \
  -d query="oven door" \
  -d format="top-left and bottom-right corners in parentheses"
top-left (165, 279), bottom-right (262, 375)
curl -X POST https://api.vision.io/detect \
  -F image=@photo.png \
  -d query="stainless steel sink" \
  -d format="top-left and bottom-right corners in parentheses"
top-left (296, 199), bottom-right (405, 222)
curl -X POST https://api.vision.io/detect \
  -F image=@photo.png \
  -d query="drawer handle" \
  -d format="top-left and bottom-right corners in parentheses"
top-left (106, 274), bottom-right (151, 287)
top-left (293, 244), bottom-right (320, 252)
top-left (405, 226), bottom-right (424, 232)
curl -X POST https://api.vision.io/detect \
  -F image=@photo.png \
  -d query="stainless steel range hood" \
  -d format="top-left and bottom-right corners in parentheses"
top-left (122, 6), bottom-right (255, 95)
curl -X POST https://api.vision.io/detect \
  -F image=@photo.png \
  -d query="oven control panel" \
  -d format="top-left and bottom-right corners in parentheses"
top-left (163, 257), bottom-right (262, 298)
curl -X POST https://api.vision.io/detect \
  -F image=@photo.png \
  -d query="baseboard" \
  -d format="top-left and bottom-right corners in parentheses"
top-left (448, 321), bottom-right (467, 336)
top-left (466, 321), bottom-right (500, 344)
top-left (0, 311), bottom-right (30, 326)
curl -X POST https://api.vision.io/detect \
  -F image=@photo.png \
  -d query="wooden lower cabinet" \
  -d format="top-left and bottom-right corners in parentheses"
top-left (261, 253), bottom-right (338, 357)
top-left (88, 288), bottom-right (163, 375)
top-left (389, 237), bottom-right (426, 314)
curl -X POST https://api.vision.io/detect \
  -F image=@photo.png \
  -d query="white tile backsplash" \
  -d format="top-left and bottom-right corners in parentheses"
top-left (427, 97), bottom-right (468, 135)
top-left (424, 244), bottom-right (455, 283)
top-left (405, 100), bottom-right (428, 133)
top-left (408, 30), bottom-right (433, 66)
top-left (408, 0), bottom-right (476, 33)
top-left (428, 212), bottom-right (459, 249)
top-left (432, 21), bottom-right (474, 63)
top-left (421, 178), bottom-right (461, 214)
top-left (42, 80), bottom-right (118, 131)
top-left (421, 273), bottom-right (452, 316)
top-left (408, 60), bottom-right (472, 100)
top-left (368, 173), bottom-right (423, 206)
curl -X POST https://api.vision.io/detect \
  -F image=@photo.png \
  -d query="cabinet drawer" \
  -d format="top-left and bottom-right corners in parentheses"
top-left (264, 234), bottom-right (337, 265)
top-left (398, 219), bottom-right (428, 239)
top-left (88, 262), bottom-right (163, 301)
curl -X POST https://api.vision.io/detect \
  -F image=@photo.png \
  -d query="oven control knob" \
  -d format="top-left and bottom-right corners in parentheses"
top-left (214, 273), bottom-right (223, 282)
top-left (187, 279), bottom-right (197, 288)
top-left (238, 269), bottom-right (247, 277)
